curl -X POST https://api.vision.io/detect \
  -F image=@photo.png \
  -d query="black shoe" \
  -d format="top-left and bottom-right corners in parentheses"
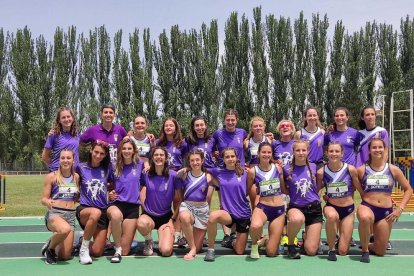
top-left (44, 248), bottom-right (57, 265)
top-left (360, 251), bottom-right (370, 263)
top-left (111, 253), bottom-right (122, 263)
top-left (287, 245), bottom-right (301, 259)
top-left (386, 241), bottom-right (392, 250)
top-left (224, 233), bottom-right (236, 249)
top-left (41, 239), bottom-right (51, 256)
top-left (221, 234), bottom-right (230, 247)
top-left (327, 250), bottom-right (337, 261)
top-left (349, 237), bottom-right (357, 247)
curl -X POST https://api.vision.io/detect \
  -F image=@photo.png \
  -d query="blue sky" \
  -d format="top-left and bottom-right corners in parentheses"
top-left (0, 0), bottom-right (412, 41)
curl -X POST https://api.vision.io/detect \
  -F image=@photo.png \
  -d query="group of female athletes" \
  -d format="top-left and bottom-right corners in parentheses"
top-left (40, 104), bottom-right (413, 265)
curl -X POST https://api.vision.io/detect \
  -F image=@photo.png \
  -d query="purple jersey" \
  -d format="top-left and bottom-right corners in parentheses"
top-left (272, 140), bottom-right (294, 167)
top-left (246, 136), bottom-right (267, 165)
top-left (210, 168), bottom-right (251, 219)
top-left (80, 124), bottom-right (127, 165)
top-left (77, 162), bottom-right (114, 209)
top-left (300, 128), bottom-right (324, 164)
top-left (362, 164), bottom-right (394, 194)
top-left (50, 175), bottom-right (79, 201)
top-left (130, 136), bottom-right (152, 159)
top-left (283, 163), bottom-right (320, 207)
top-left (44, 132), bottom-right (80, 171)
top-left (140, 170), bottom-right (181, 216)
top-left (323, 163), bottom-right (353, 198)
top-left (155, 140), bottom-right (186, 171)
top-left (182, 172), bottom-right (209, 202)
top-left (184, 138), bottom-right (215, 168)
top-left (112, 162), bottom-right (143, 204)
top-left (212, 128), bottom-right (247, 168)
top-left (324, 127), bottom-right (359, 166)
top-left (356, 127), bottom-right (389, 167)
top-left (254, 164), bottom-right (282, 197)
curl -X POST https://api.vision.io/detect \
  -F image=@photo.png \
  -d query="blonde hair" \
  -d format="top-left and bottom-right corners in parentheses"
top-left (288, 140), bottom-right (315, 181)
top-left (276, 119), bottom-right (296, 137)
top-left (56, 149), bottom-right (76, 185)
top-left (246, 116), bottom-right (266, 140)
top-left (115, 138), bottom-right (138, 176)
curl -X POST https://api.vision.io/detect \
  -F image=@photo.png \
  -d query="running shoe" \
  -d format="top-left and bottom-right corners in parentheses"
top-left (44, 248), bottom-right (57, 265)
top-left (250, 244), bottom-right (260, 259)
top-left (111, 253), bottom-right (122, 263)
top-left (387, 241), bottom-right (392, 250)
top-left (293, 236), bottom-right (299, 246)
top-left (79, 247), bottom-right (92, 265)
top-left (287, 245), bottom-right (301, 259)
top-left (104, 238), bottom-right (113, 251)
top-left (327, 250), bottom-right (337, 261)
top-left (221, 234), bottom-right (230, 247)
top-left (349, 237), bottom-right (357, 247)
top-left (280, 235), bottom-right (289, 246)
top-left (41, 239), bottom-right (51, 256)
top-left (224, 233), bottom-right (236, 249)
top-left (360, 251), bottom-right (370, 263)
top-left (204, 249), bottom-right (215, 262)
top-left (143, 239), bottom-right (154, 256)
top-left (177, 237), bottom-right (188, 248)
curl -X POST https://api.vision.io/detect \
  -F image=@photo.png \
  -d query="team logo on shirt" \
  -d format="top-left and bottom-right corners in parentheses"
top-left (317, 138), bottom-right (322, 147)
top-left (197, 148), bottom-right (208, 159)
top-left (237, 137), bottom-right (241, 144)
top-left (85, 179), bottom-right (106, 201)
top-left (114, 134), bottom-right (118, 142)
top-left (167, 152), bottom-right (175, 166)
top-left (101, 170), bottom-right (105, 178)
top-left (132, 169), bottom-right (136, 176)
top-left (164, 182), bottom-right (168, 191)
top-left (278, 152), bottom-right (293, 166)
top-left (346, 136), bottom-right (352, 144)
top-left (294, 178), bottom-right (313, 198)
top-left (237, 176), bottom-right (242, 182)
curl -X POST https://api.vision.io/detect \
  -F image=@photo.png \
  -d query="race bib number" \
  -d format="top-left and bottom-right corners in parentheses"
top-left (250, 146), bottom-right (258, 157)
top-left (259, 178), bottom-right (280, 197)
top-left (327, 182), bottom-right (348, 198)
top-left (366, 175), bottom-right (390, 190)
top-left (57, 183), bottom-right (79, 199)
top-left (135, 141), bottom-right (150, 156)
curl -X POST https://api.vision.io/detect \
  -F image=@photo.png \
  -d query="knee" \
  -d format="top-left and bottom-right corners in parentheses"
top-left (57, 224), bottom-right (72, 236)
top-left (288, 215), bottom-right (304, 225)
top-left (358, 213), bottom-right (373, 224)
top-left (58, 251), bottom-right (72, 261)
top-left (233, 247), bottom-right (244, 255)
top-left (325, 212), bottom-right (339, 222)
top-left (160, 247), bottom-right (173, 257)
top-left (305, 244), bottom-right (318, 256)
top-left (89, 209), bottom-right (102, 221)
top-left (137, 219), bottom-right (149, 231)
top-left (250, 221), bottom-right (263, 231)
top-left (179, 213), bottom-right (192, 225)
top-left (338, 248), bottom-right (348, 256)
top-left (266, 250), bottom-right (277, 257)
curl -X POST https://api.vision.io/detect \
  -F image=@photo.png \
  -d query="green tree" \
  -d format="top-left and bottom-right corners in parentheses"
top-left (142, 28), bottom-right (158, 123)
top-left (399, 16), bottom-right (414, 91)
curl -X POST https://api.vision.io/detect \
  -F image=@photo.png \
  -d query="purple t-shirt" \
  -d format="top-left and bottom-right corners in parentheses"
top-left (272, 140), bottom-right (294, 167)
top-left (130, 136), bottom-right (152, 159)
top-left (77, 162), bottom-right (114, 209)
top-left (183, 138), bottom-right (215, 169)
top-left (210, 168), bottom-right (251, 219)
top-left (362, 163), bottom-right (394, 194)
top-left (112, 162), bottom-right (143, 204)
top-left (140, 170), bottom-right (181, 216)
top-left (80, 124), bottom-right (127, 164)
top-left (212, 128), bottom-right (247, 168)
top-left (323, 163), bottom-right (353, 198)
top-left (300, 128), bottom-right (324, 164)
top-left (246, 136), bottom-right (267, 165)
top-left (181, 172), bottom-right (209, 202)
top-left (44, 132), bottom-right (80, 171)
top-left (356, 127), bottom-right (389, 167)
top-left (283, 163), bottom-right (320, 207)
top-left (254, 164), bottom-right (282, 197)
top-left (324, 127), bottom-right (359, 166)
top-left (155, 140), bottom-right (186, 171)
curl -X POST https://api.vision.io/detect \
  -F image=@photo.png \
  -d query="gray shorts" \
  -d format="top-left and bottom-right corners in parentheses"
top-left (45, 206), bottom-right (76, 231)
top-left (179, 201), bottom-right (209, 230)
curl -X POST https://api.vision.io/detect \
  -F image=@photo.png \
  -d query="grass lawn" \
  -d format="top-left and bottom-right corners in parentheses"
top-left (0, 175), bottom-right (361, 217)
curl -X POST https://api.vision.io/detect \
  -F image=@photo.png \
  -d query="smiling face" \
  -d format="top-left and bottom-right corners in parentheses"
top-left (369, 139), bottom-right (386, 160)
top-left (189, 153), bottom-right (203, 171)
top-left (334, 109), bottom-right (349, 127)
top-left (152, 148), bottom-right (167, 166)
top-left (59, 110), bottom-right (74, 131)
top-left (193, 119), bottom-right (207, 138)
top-left (163, 119), bottom-right (176, 136)
top-left (258, 144), bottom-right (272, 164)
top-left (251, 120), bottom-right (265, 136)
top-left (327, 143), bottom-right (343, 162)
top-left (134, 116), bottom-right (148, 134)
top-left (293, 142), bottom-right (308, 163)
top-left (305, 108), bottom-right (319, 127)
top-left (224, 114), bottom-right (237, 132)
top-left (223, 149), bottom-right (237, 169)
top-left (278, 120), bottom-right (294, 138)
top-left (362, 107), bottom-right (376, 129)
top-left (90, 145), bottom-right (107, 166)
top-left (121, 141), bottom-right (135, 162)
top-left (101, 107), bottom-right (115, 124)
top-left (59, 150), bottom-right (74, 171)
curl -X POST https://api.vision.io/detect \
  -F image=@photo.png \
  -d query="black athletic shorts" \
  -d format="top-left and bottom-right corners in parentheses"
top-left (76, 205), bottom-right (109, 230)
top-left (109, 201), bottom-right (140, 219)
top-left (288, 202), bottom-right (323, 226)
top-left (143, 210), bottom-right (173, 230)
top-left (226, 214), bottom-right (250, 233)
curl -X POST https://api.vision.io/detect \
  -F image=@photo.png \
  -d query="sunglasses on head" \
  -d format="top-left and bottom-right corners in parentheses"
top-left (96, 139), bottom-right (110, 148)
top-left (279, 123), bottom-right (291, 129)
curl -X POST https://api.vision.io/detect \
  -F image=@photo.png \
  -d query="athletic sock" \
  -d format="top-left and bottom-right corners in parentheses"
top-left (81, 239), bottom-right (90, 250)
top-left (114, 246), bottom-right (122, 255)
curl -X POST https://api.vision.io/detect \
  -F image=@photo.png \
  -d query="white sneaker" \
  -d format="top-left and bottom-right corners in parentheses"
top-left (250, 244), bottom-right (260, 259)
top-left (79, 247), bottom-right (92, 265)
top-left (143, 239), bottom-right (153, 256)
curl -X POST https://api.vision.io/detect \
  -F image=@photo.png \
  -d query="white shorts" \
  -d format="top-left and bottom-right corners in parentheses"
top-left (179, 201), bottom-right (209, 230)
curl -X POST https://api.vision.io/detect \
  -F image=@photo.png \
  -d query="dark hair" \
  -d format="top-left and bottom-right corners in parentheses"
top-left (257, 142), bottom-right (274, 165)
top-left (224, 109), bottom-right (239, 120)
top-left (148, 146), bottom-right (170, 177)
top-left (367, 137), bottom-right (387, 165)
top-left (101, 103), bottom-right (116, 113)
top-left (187, 116), bottom-right (210, 145)
top-left (134, 115), bottom-right (149, 127)
top-left (222, 147), bottom-right (244, 176)
top-left (332, 107), bottom-right (350, 131)
top-left (302, 106), bottom-right (323, 129)
top-left (52, 107), bottom-right (78, 136)
top-left (88, 141), bottom-right (111, 170)
top-left (185, 149), bottom-right (206, 172)
top-left (358, 106), bottom-right (376, 130)
top-left (158, 117), bottom-right (183, 148)
top-left (115, 137), bottom-right (138, 176)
